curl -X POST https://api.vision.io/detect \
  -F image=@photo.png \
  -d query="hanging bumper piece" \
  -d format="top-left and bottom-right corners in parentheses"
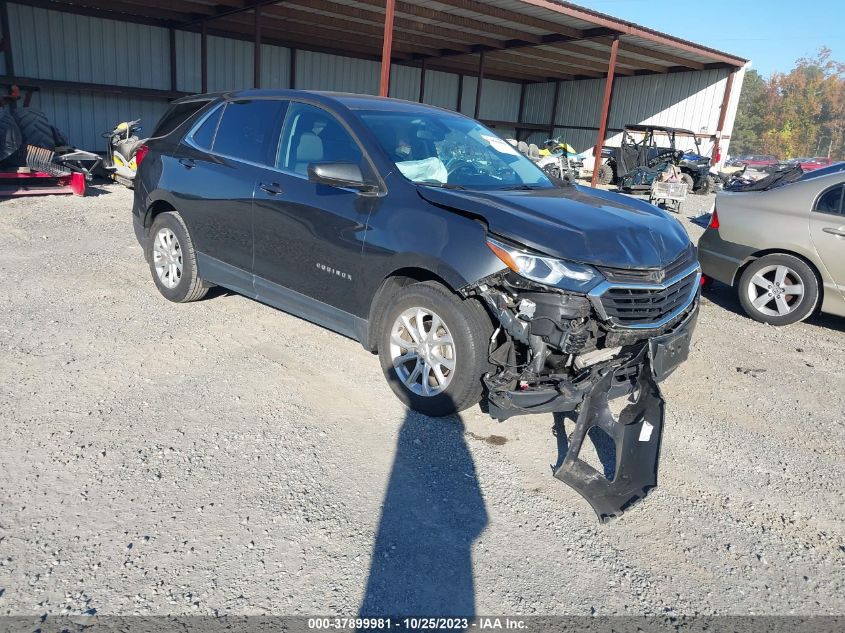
top-left (553, 357), bottom-right (665, 523)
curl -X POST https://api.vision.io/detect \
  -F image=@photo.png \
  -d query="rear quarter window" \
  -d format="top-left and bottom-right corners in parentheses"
top-left (153, 100), bottom-right (212, 137)
top-left (213, 99), bottom-right (289, 166)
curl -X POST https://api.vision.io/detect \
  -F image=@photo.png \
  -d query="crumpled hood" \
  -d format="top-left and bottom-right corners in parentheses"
top-left (417, 184), bottom-right (691, 269)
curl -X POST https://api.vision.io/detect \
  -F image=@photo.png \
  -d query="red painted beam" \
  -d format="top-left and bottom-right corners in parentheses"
top-left (379, 0), bottom-right (396, 97)
top-left (712, 69), bottom-right (736, 165)
top-left (591, 37), bottom-right (619, 188)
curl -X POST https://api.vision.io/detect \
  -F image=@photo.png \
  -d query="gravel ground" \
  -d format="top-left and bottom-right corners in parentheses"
top-left (0, 183), bottom-right (843, 617)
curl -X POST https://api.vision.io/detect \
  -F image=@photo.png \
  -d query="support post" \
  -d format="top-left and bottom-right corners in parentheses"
top-left (590, 37), bottom-right (619, 188)
top-left (169, 28), bottom-right (177, 92)
top-left (549, 80), bottom-right (561, 139)
top-left (473, 49), bottom-right (485, 120)
top-left (516, 80), bottom-right (527, 141)
top-left (0, 0), bottom-right (14, 79)
top-left (289, 47), bottom-right (296, 89)
top-left (418, 57), bottom-right (426, 103)
top-left (712, 69), bottom-right (735, 167)
top-left (379, 0), bottom-right (396, 97)
top-left (200, 21), bottom-right (208, 93)
top-left (456, 74), bottom-right (464, 112)
top-left (253, 6), bottom-right (262, 88)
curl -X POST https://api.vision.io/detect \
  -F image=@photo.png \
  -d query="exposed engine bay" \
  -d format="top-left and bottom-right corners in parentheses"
top-left (463, 262), bottom-right (700, 522)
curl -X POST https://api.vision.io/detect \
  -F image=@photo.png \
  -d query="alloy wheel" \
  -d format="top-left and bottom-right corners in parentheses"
top-left (745, 264), bottom-right (805, 317)
top-left (389, 307), bottom-right (456, 397)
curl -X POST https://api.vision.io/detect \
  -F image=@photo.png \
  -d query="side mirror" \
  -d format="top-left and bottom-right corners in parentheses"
top-left (307, 162), bottom-right (377, 192)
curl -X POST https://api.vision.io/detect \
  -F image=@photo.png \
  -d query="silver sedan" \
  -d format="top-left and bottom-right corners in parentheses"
top-left (699, 165), bottom-right (845, 325)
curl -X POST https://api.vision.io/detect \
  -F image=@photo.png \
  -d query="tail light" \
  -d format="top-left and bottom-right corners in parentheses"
top-left (713, 149), bottom-right (721, 164)
top-left (708, 207), bottom-right (719, 229)
top-left (135, 144), bottom-right (149, 166)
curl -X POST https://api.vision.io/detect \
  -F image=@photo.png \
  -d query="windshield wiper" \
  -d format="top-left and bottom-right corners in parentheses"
top-left (499, 184), bottom-right (548, 191)
top-left (415, 181), bottom-right (466, 190)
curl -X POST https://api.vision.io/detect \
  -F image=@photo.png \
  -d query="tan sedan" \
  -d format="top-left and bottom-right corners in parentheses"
top-left (699, 165), bottom-right (845, 325)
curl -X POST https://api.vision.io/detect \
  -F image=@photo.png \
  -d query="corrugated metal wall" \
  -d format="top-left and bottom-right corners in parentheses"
top-left (260, 44), bottom-right (291, 89)
top-left (522, 82), bottom-right (556, 125)
top-left (175, 31), bottom-right (201, 93)
top-left (422, 70), bottom-right (459, 111)
top-left (1, 2), bottom-right (743, 160)
top-left (7, 3), bottom-right (169, 88)
top-left (389, 65), bottom-right (420, 101)
top-left (295, 50), bottom-right (380, 94)
top-left (207, 35), bottom-right (253, 92)
top-left (539, 68), bottom-right (735, 154)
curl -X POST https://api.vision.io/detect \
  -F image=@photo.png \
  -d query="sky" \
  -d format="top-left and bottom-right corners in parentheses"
top-left (581, 0), bottom-right (843, 77)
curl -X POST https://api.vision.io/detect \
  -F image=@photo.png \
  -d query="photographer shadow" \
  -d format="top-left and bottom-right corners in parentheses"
top-left (359, 409), bottom-right (488, 618)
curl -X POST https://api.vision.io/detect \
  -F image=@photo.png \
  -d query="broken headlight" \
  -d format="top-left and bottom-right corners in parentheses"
top-left (486, 236), bottom-right (601, 292)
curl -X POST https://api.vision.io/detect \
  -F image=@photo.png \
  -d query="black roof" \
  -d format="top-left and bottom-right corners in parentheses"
top-left (173, 89), bottom-right (457, 116)
top-left (625, 124), bottom-right (698, 135)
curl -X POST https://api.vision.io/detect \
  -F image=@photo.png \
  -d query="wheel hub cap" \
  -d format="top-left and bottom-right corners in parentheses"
top-left (389, 307), bottom-right (456, 397)
top-left (152, 227), bottom-right (183, 289)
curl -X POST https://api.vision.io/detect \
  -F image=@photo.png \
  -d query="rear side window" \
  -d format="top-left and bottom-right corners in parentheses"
top-left (213, 99), bottom-right (288, 166)
top-left (153, 100), bottom-right (210, 137)
top-left (191, 105), bottom-right (222, 150)
top-left (814, 185), bottom-right (844, 215)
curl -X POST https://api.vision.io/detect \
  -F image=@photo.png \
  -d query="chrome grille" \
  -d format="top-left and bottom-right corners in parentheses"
top-left (598, 248), bottom-right (697, 284)
top-left (598, 271), bottom-right (698, 327)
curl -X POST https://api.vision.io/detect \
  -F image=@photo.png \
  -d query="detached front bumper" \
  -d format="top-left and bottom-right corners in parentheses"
top-left (485, 301), bottom-right (698, 419)
top-left (472, 267), bottom-right (699, 521)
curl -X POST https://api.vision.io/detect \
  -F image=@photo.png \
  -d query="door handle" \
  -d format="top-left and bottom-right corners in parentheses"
top-left (179, 158), bottom-right (195, 169)
top-left (259, 182), bottom-right (283, 195)
top-left (822, 227), bottom-right (845, 238)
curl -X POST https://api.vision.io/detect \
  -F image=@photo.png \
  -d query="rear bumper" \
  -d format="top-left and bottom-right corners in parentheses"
top-left (132, 182), bottom-right (149, 250)
top-left (698, 228), bottom-right (755, 286)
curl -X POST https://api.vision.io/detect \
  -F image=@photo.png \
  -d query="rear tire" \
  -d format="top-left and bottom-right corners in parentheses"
top-left (737, 254), bottom-right (819, 326)
top-left (12, 107), bottom-right (56, 149)
top-left (145, 211), bottom-right (209, 303)
top-left (0, 108), bottom-right (22, 162)
top-left (377, 281), bottom-right (492, 417)
top-left (680, 172), bottom-right (695, 191)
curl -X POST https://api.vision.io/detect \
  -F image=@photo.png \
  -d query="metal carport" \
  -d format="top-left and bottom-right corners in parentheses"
top-left (1, 1), bottom-right (748, 183)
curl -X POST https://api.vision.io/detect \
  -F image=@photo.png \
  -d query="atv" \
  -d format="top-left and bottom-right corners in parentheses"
top-left (600, 124), bottom-right (715, 194)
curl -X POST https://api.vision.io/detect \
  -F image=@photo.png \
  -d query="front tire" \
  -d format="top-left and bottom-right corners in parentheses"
top-left (737, 254), bottom-right (819, 325)
top-left (145, 211), bottom-right (209, 303)
top-left (597, 162), bottom-right (614, 185)
top-left (378, 281), bottom-right (492, 417)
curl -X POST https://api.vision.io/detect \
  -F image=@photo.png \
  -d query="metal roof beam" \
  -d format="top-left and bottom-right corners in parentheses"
top-left (593, 37), bottom-right (706, 70)
top-left (516, 0), bottom-right (745, 66)
top-left (181, 0), bottom-right (283, 27)
top-left (349, 0), bottom-right (543, 43)
top-left (277, 0), bottom-right (505, 50)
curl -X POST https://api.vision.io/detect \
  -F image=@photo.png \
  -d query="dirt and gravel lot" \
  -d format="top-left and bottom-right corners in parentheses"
top-left (0, 183), bottom-right (843, 617)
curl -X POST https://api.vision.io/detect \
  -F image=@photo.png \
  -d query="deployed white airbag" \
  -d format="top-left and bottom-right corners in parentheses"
top-left (396, 157), bottom-right (448, 183)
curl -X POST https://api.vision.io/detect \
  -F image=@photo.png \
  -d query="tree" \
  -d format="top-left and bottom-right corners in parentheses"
top-left (731, 69), bottom-right (766, 155)
top-left (731, 48), bottom-right (844, 159)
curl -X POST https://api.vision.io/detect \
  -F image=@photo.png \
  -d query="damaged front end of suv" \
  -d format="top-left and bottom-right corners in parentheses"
top-left (464, 236), bottom-right (700, 522)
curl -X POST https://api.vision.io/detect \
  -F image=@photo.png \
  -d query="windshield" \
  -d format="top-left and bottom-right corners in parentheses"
top-left (358, 110), bottom-right (554, 190)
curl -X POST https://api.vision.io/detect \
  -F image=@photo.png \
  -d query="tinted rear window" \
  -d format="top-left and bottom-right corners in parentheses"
top-left (191, 105), bottom-right (222, 150)
top-left (153, 100), bottom-right (211, 137)
top-left (213, 99), bottom-right (288, 166)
